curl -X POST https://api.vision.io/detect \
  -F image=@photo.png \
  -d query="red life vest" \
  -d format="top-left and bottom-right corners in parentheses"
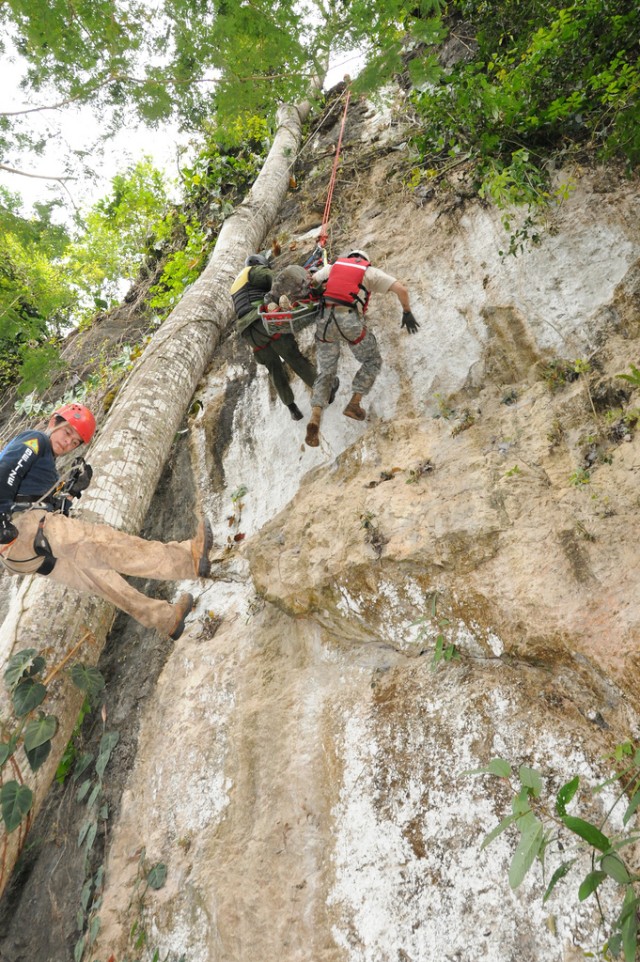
top-left (323, 257), bottom-right (371, 313)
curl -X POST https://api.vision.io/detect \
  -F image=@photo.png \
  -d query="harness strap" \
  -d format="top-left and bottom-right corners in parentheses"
top-left (34, 518), bottom-right (57, 576)
top-left (318, 308), bottom-right (367, 346)
top-left (253, 333), bottom-right (282, 352)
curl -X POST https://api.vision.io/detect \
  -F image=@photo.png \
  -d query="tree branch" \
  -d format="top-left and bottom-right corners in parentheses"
top-left (0, 164), bottom-right (75, 182)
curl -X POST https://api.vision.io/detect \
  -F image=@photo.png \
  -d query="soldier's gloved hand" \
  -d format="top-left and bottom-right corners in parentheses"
top-left (401, 310), bottom-right (420, 335)
top-left (0, 513), bottom-right (18, 544)
top-left (67, 462), bottom-right (93, 497)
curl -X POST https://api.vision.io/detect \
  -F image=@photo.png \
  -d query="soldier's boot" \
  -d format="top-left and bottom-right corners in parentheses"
top-left (288, 402), bottom-right (304, 421)
top-left (343, 393), bottom-right (366, 421)
top-left (305, 406), bottom-right (323, 447)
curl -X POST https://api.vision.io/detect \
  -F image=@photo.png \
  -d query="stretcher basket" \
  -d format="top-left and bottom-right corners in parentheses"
top-left (259, 299), bottom-right (321, 336)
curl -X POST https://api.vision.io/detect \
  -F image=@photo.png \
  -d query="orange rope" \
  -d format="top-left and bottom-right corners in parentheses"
top-left (318, 87), bottom-right (351, 249)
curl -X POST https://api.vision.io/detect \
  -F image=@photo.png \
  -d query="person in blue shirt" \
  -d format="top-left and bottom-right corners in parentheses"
top-left (0, 403), bottom-right (212, 640)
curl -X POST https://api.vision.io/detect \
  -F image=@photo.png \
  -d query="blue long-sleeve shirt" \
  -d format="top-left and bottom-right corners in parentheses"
top-left (0, 431), bottom-right (58, 514)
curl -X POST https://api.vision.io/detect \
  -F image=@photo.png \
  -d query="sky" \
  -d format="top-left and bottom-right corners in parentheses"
top-left (0, 44), bottom-right (365, 224)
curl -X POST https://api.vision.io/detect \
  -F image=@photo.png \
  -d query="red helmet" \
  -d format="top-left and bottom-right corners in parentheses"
top-left (53, 403), bottom-right (96, 444)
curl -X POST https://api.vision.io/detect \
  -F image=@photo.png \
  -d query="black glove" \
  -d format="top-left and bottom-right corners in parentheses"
top-left (401, 310), bottom-right (420, 335)
top-left (65, 462), bottom-right (93, 498)
top-left (0, 513), bottom-right (18, 544)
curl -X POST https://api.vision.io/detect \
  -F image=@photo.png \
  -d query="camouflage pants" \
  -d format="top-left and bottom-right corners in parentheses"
top-left (311, 307), bottom-right (382, 408)
top-left (242, 323), bottom-right (317, 407)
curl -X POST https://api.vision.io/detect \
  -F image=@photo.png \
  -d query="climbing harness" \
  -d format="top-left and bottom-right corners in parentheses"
top-left (318, 307), bottom-right (368, 346)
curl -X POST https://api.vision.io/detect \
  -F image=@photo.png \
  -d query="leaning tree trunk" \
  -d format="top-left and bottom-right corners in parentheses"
top-left (0, 93), bottom-right (318, 897)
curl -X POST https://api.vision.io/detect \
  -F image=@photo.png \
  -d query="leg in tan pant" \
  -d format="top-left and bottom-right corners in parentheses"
top-left (4, 511), bottom-right (198, 635)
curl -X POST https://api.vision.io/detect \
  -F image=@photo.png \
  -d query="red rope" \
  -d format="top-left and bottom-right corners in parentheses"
top-left (318, 87), bottom-right (351, 249)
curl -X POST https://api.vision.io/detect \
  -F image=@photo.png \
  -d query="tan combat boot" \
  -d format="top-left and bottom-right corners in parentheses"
top-left (169, 592), bottom-right (194, 640)
top-left (305, 406), bottom-right (323, 447)
top-left (343, 393), bottom-right (366, 421)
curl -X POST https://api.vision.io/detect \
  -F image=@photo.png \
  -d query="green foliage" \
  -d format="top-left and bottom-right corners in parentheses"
top-left (65, 159), bottom-right (171, 315)
top-left (412, 592), bottom-right (459, 668)
top-left (409, 0), bottom-right (640, 243)
top-left (0, 645), bottom-right (105, 837)
top-left (148, 133), bottom-right (267, 316)
top-left (616, 364), bottom-right (640, 390)
top-left (466, 747), bottom-right (640, 959)
top-left (72, 730), bottom-right (119, 962)
top-left (0, 190), bottom-right (76, 394)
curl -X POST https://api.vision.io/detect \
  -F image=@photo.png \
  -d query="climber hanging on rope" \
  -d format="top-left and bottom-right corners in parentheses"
top-left (0, 403), bottom-right (213, 640)
top-left (231, 253), bottom-right (339, 422)
top-left (304, 250), bottom-right (420, 448)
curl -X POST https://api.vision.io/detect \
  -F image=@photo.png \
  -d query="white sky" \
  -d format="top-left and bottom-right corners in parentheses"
top-left (0, 47), bottom-right (365, 222)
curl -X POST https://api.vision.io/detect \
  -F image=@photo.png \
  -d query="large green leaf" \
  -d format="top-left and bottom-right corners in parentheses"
top-left (601, 853), bottom-right (632, 885)
top-left (12, 678), bottom-right (47, 717)
top-left (519, 765), bottom-right (543, 798)
top-left (1, 780), bottom-right (33, 832)
top-left (562, 815), bottom-right (610, 852)
top-left (23, 713), bottom-right (58, 751)
top-left (3, 648), bottom-right (40, 689)
top-left (578, 870), bottom-right (607, 901)
top-left (508, 812), bottom-right (544, 889)
top-left (621, 886), bottom-right (638, 962)
top-left (25, 739), bottom-right (52, 772)
top-left (69, 663), bottom-right (105, 702)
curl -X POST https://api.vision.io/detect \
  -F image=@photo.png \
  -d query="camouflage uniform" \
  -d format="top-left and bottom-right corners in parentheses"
top-left (232, 264), bottom-right (316, 407)
top-left (310, 263), bottom-right (398, 408)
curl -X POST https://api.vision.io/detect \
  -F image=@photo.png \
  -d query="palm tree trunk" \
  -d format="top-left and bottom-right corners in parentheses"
top-left (0, 94), bottom-right (317, 897)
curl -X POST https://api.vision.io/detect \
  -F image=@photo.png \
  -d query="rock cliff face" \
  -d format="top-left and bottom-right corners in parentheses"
top-left (1, 94), bottom-right (640, 962)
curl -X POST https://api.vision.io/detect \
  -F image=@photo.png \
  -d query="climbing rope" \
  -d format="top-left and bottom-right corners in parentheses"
top-left (318, 86), bottom-right (351, 252)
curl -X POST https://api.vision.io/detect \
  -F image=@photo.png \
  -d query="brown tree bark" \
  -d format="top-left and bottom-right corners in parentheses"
top-left (0, 95), bottom-right (317, 897)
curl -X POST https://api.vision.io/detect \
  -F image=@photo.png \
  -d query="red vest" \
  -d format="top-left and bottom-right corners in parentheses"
top-left (323, 257), bottom-right (371, 313)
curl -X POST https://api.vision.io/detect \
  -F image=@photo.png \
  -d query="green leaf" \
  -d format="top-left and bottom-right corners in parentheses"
top-left (578, 870), bottom-right (607, 900)
top-left (0, 742), bottom-right (13, 767)
top-left (12, 679), bottom-right (47, 717)
top-left (78, 819), bottom-right (94, 848)
top-left (88, 915), bottom-right (101, 945)
top-left (519, 765), bottom-right (543, 797)
top-left (147, 862), bottom-right (167, 890)
top-left (488, 758), bottom-right (511, 777)
top-left (481, 813), bottom-right (517, 850)
top-left (69, 663), bottom-right (105, 702)
top-left (508, 812), bottom-right (544, 889)
top-left (3, 648), bottom-right (39, 689)
top-left (23, 713), bottom-right (58, 751)
top-left (562, 815), bottom-right (610, 852)
top-left (543, 859), bottom-right (576, 903)
top-left (555, 775), bottom-right (580, 816)
top-left (73, 752), bottom-right (94, 781)
top-left (98, 731), bottom-right (119, 758)
top-left (463, 757), bottom-right (512, 777)
top-left (74, 934), bottom-right (85, 962)
top-left (25, 739), bottom-right (52, 772)
top-left (1, 780), bottom-right (33, 832)
top-left (621, 886), bottom-right (638, 962)
top-left (623, 789), bottom-right (640, 826)
top-left (76, 779), bottom-right (92, 803)
top-left (601, 853), bottom-right (632, 885)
